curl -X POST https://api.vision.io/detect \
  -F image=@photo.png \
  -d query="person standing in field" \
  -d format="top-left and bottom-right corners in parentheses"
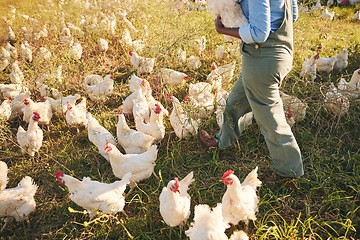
top-left (198, 0), bottom-right (304, 190)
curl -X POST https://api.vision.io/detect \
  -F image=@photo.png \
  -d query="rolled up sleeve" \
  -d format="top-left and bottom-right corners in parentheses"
top-left (238, 0), bottom-right (271, 44)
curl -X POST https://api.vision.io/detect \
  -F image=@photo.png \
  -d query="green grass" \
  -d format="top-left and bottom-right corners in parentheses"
top-left (0, 0), bottom-right (360, 239)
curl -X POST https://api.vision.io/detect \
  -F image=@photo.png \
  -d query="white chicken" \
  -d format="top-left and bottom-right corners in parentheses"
top-left (0, 176), bottom-right (38, 232)
top-left (128, 74), bottom-right (146, 92)
top-left (132, 87), bottom-right (150, 123)
top-left (159, 171), bottom-right (194, 227)
top-left (55, 171), bottom-right (131, 220)
top-left (321, 6), bottom-right (335, 21)
top-left (6, 26), bottom-right (16, 43)
top-left (0, 97), bottom-right (11, 120)
top-left (65, 98), bottom-right (87, 129)
top-left (86, 112), bottom-right (117, 162)
top-left (191, 36), bottom-right (207, 56)
top-left (167, 94), bottom-right (199, 139)
top-left (10, 60), bottom-right (24, 84)
top-left (221, 167), bottom-right (262, 226)
top-left (45, 94), bottom-right (81, 117)
top-left (84, 72), bottom-right (114, 101)
top-left (129, 51), bottom-right (155, 75)
top-left (161, 68), bottom-right (189, 86)
top-left (279, 91), bottom-right (307, 123)
top-left (8, 92), bottom-right (28, 120)
top-left (215, 88), bottom-right (229, 128)
top-left (186, 55), bottom-right (202, 70)
top-left (187, 82), bottom-right (215, 118)
top-left (20, 43), bottom-right (32, 63)
top-left (104, 142), bottom-right (158, 192)
top-left (22, 96), bottom-right (53, 125)
top-left (0, 47), bottom-right (11, 71)
top-left (215, 44), bottom-right (230, 62)
top-left (6, 42), bottom-right (17, 60)
top-left (0, 161), bottom-right (8, 191)
top-left (229, 230), bottom-right (249, 240)
top-left (353, 9), bottom-right (360, 21)
top-left (315, 53), bottom-right (337, 74)
top-left (206, 63), bottom-right (222, 93)
top-left (117, 109), bottom-right (156, 154)
top-left (17, 112), bottom-right (43, 157)
top-left (37, 84), bottom-right (62, 99)
top-left (69, 40), bottom-right (82, 60)
top-left (300, 53), bottom-right (317, 81)
top-left (332, 48), bottom-right (348, 72)
top-left (284, 108), bottom-right (295, 127)
top-left (98, 38), bottom-right (109, 52)
top-left (37, 47), bottom-right (52, 60)
top-left (217, 61), bottom-right (236, 83)
top-left (324, 83), bottom-right (349, 116)
top-left (122, 80), bottom-right (150, 115)
top-left (206, 0), bottom-right (248, 42)
top-left (59, 27), bottom-right (74, 47)
top-left (337, 67), bottom-right (360, 98)
top-left (185, 203), bottom-right (230, 240)
top-left (0, 83), bottom-right (28, 99)
top-left (135, 104), bottom-right (166, 143)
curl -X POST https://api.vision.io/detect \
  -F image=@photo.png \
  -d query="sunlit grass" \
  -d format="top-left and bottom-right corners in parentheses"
top-left (0, 0), bottom-right (359, 239)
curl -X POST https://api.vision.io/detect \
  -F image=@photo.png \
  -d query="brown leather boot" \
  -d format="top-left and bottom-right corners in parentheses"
top-left (264, 175), bottom-right (299, 192)
top-left (198, 130), bottom-right (219, 149)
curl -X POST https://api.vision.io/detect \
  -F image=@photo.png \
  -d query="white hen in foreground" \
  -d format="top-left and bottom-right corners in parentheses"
top-left (159, 171), bottom-right (194, 227)
top-left (55, 171), bottom-right (131, 220)
top-left (104, 142), bottom-right (158, 193)
top-left (221, 167), bottom-right (262, 226)
top-left (0, 176), bottom-right (38, 232)
top-left (185, 203), bottom-right (230, 240)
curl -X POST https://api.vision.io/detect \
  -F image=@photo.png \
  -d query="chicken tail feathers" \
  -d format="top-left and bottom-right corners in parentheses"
top-left (242, 166), bottom-right (261, 189)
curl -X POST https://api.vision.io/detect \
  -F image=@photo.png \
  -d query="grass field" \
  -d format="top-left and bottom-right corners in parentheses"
top-left (0, 0), bottom-right (359, 239)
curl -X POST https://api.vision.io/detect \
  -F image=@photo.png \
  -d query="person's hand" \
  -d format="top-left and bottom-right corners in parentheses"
top-left (214, 15), bottom-right (225, 34)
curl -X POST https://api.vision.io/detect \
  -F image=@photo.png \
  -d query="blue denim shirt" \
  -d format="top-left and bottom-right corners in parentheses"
top-left (238, 0), bottom-right (298, 44)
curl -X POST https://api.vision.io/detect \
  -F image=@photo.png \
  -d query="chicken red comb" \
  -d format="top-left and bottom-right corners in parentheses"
top-left (41, 96), bottom-right (46, 102)
top-left (6, 97), bottom-right (11, 103)
top-left (129, 50), bottom-right (133, 56)
top-left (104, 141), bottom-right (112, 152)
top-left (110, 72), bottom-right (114, 78)
top-left (286, 108), bottom-right (293, 119)
top-left (33, 112), bottom-right (40, 117)
top-left (55, 171), bottom-right (65, 184)
top-left (167, 94), bottom-right (172, 101)
top-left (185, 75), bottom-right (189, 80)
top-left (154, 104), bottom-right (162, 114)
top-left (211, 63), bottom-right (216, 70)
top-left (119, 109), bottom-right (123, 114)
top-left (174, 177), bottom-right (180, 189)
top-left (221, 170), bottom-right (234, 179)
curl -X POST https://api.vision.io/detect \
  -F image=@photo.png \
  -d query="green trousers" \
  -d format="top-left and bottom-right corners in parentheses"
top-left (215, 0), bottom-right (304, 178)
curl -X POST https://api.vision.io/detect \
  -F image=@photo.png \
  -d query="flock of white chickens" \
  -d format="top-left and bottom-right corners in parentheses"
top-left (0, 0), bottom-right (359, 238)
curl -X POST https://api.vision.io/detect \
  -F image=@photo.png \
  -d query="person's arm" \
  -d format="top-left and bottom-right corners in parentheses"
top-left (214, 15), bottom-right (241, 40)
top-left (238, 0), bottom-right (271, 44)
